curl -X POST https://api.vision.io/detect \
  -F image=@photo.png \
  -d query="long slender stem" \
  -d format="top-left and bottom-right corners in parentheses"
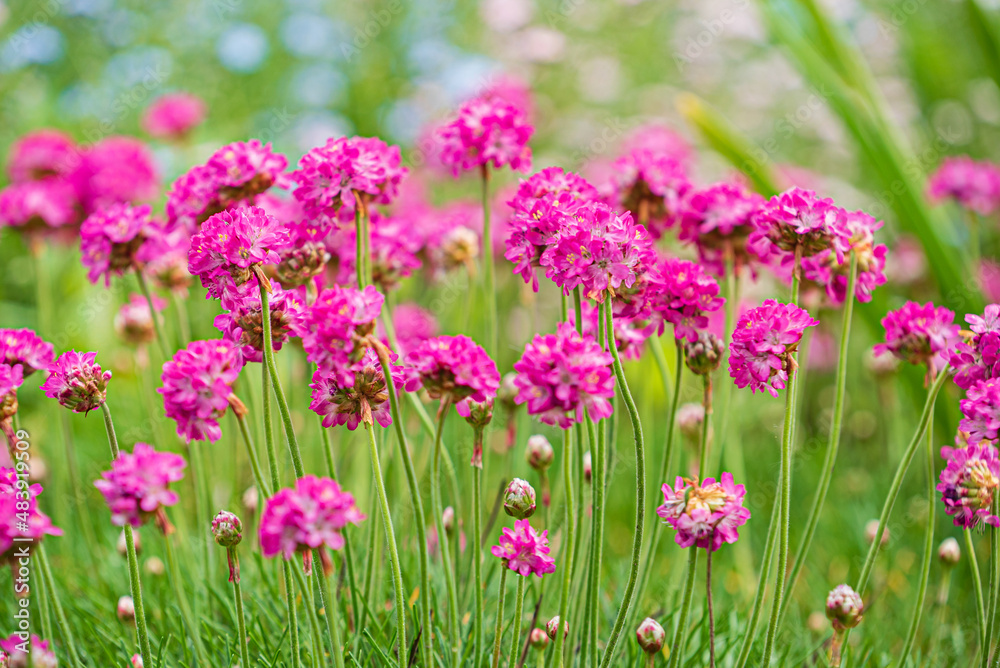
top-left (507, 575), bottom-right (527, 668)
top-left (598, 302), bottom-right (646, 667)
top-left (313, 548), bottom-right (346, 668)
top-left (365, 423), bottom-right (407, 668)
top-left (667, 548), bottom-right (699, 668)
top-left (135, 267), bottom-right (170, 361)
top-left (433, 405), bottom-right (462, 666)
top-left (37, 545), bottom-right (83, 668)
top-left (733, 491), bottom-right (780, 668)
top-left (290, 560), bottom-right (324, 668)
top-left (229, 549), bottom-right (252, 668)
top-left (492, 566), bottom-right (509, 668)
top-left (163, 527), bottom-right (209, 664)
top-left (588, 300), bottom-right (608, 668)
top-left (473, 452), bottom-right (486, 668)
top-left (481, 165), bottom-right (498, 358)
top-left (987, 496), bottom-right (1000, 667)
top-left (707, 548), bottom-right (716, 668)
top-left (779, 253), bottom-right (858, 625)
top-left (698, 376), bottom-right (712, 478)
top-left (236, 413), bottom-right (271, 497)
top-left (101, 404), bottom-right (153, 668)
top-left (968, 530), bottom-right (988, 652)
top-left (552, 428), bottom-right (574, 668)
top-left (355, 198), bottom-right (367, 289)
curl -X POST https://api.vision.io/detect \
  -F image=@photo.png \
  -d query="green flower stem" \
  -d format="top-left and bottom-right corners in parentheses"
top-left (433, 405), bottom-right (462, 666)
top-left (135, 267), bottom-right (171, 361)
top-left (235, 412), bottom-right (272, 497)
top-left (314, 548), bottom-right (346, 668)
top-left (667, 548), bottom-right (700, 668)
top-left (507, 575), bottom-right (527, 668)
top-left (986, 495), bottom-right (1000, 667)
top-left (162, 524), bottom-right (209, 664)
top-left (355, 194), bottom-right (368, 289)
top-left (365, 422), bottom-right (407, 668)
top-left (480, 164), bottom-right (498, 357)
top-left (373, 343), bottom-right (433, 668)
top-left (967, 530), bottom-right (988, 651)
top-left (707, 548), bottom-right (716, 668)
top-left (289, 560), bottom-right (324, 668)
top-left (733, 491), bottom-right (780, 668)
top-left (473, 435), bottom-right (486, 668)
top-left (491, 565), bottom-right (510, 668)
top-left (779, 251), bottom-right (858, 625)
top-left (36, 548), bottom-right (53, 641)
top-left (101, 404), bottom-right (153, 668)
top-left (587, 300), bottom-right (608, 668)
top-left (698, 376), bottom-right (712, 478)
top-left (188, 438), bottom-right (213, 585)
top-left (37, 545), bottom-right (83, 668)
top-left (169, 290), bottom-right (191, 346)
top-left (598, 302), bottom-right (647, 667)
top-left (552, 428), bottom-right (574, 668)
top-left (896, 409), bottom-right (936, 667)
top-left (228, 549), bottom-right (252, 668)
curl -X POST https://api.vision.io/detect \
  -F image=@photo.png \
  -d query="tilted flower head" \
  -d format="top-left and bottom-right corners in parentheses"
top-left (503, 478), bottom-right (537, 519)
top-left (115, 293), bottom-right (166, 347)
top-left (214, 282), bottom-right (304, 364)
top-left (309, 347), bottom-right (405, 430)
top-left (141, 92), bottom-right (206, 140)
top-left (1, 467), bottom-right (62, 564)
top-left (950, 304), bottom-right (1000, 390)
top-left (873, 301), bottom-right (960, 378)
top-left (513, 322), bottom-right (615, 428)
top-left (159, 339), bottom-right (244, 443)
top-left (635, 617), bottom-right (665, 655)
top-left (652, 257), bottom-right (724, 342)
top-left (938, 537), bottom-right (961, 566)
top-left (825, 584), bottom-right (864, 631)
top-left (0, 329), bottom-right (57, 376)
top-left (6, 129), bottom-right (78, 183)
top-left (525, 434), bottom-right (554, 471)
top-left (684, 331), bottom-right (725, 376)
top-left (435, 95), bottom-right (534, 175)
top-left (491, 518), bottom-right (556, 578)
top-left (656, 472), bottom-right (750, 551)
top-left (212, 510), bottom-right (243, 547)
top-left (928, 156), bottom-right (1000, 215)
top-left (94, 443), bottom-right (187, 528)
top-left (80, 203), bottom-right (155, 286)
top-left (295, 285), bottom-right (384, 383)
top-left (937, 440), bottom-right (1000, 529)
top-left (259, 476), bottom-right (365, 564)
top-left (728, 300), bottom-right (818, 397)
top-left (40, 350), bottom-right (112, 414)
top-left (749, 188), bottom-right (853, 270)
top-left (679, 182), bottom-right (765, 273)
top-left (290, 135), bottom-right (408, 220)
top-left (404, 335), bottom-right (500, 413)
top-left (1, 634), bottom-right (58, 668)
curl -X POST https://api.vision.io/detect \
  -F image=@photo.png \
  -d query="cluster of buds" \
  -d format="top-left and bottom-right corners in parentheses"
top-left (636, 616), bottom-right (665, 658)
top-left (504, 478), bottom-right (536, 519)
top-left (464, 398), bottom-right (494, 467)
top-left (825, 584), bottom-right (864, 666)
top-left (212, 510), bottom-right (244, 582)
top-left (546, 616), bottom-right (568, 641)
top-left (40, 351), bottom-right (112, 415)
top-left (683, 331), bottom-right (724, 376)
top-left (117, 595), bottom-right (135, 622)
top-left (275, 241), bottom-right (329, 288)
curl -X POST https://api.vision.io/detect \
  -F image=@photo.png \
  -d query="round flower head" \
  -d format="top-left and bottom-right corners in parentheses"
top-left (635, 617), bottom-right (665, 655)
top-left (728, 300), bottom-right (818, 397)
top-left (115, 293), bottom-right (166, 346)
top-left (141, 92), bottom-right (206, 140)
top-left (513, 322), bottom-right (615, 428)
top-left (295, 285), bottom-right (384, 383)
top-left (0, 364), bottom-right (23, 422)
top-left (435, 95), bottom-right (533, 175)
top-left (1, 467), bottom-right (62, 564)
top-left (159, 339), bottom-right (244, 443)
top-left (291, 135), bottom-right (408, 220)
top-left (950, 304), bottom-right (1000, 390)
top-left (0, 179), bottom-right (81, 234)
top-left (677, 402), bottom-right (705, 442)
top-left (927, 156), bottom-right (1000, 215)
top-left (873, 301), bottom-right (960, 379)
top-left (685, 331), bottom-right (725, 376)
top-left (491, 518), bottom-right (556, 578)
top-left (214, 282), bottom-right (304, 364)
top-left (118, 595), bottom-right (135, 621)
top-left (937, 440), bottom-right (1000, 529)
top-left (259, 476), bottom-right (365, 565)
top-left (607, 147), bottom-right (691, 238)
top-left (309, 347), bottom-right (405, 430)
top-left (656, 472), bottom-right (751, 551)
top-left (6, 129), bottom-right (78, 183)
top-left (403, 335), bottom-right (500, 413)
top-left (274, 221), bottom-right (330, 288)
top-left (546, 616), bottom-right (568, 640)
top-left (825, 584), bottom-right (864, 631)
top-left (503, 478), bottom-right (537, 519)
top-left (76, 136), bottom-right (160, 212)
top-left (1, 635), bottom-right (57, 668)
top-left (212, 510), bottom-right (243, 547)
top-left (938, 537), bottom-right (961, 566)
top-left (94, 443), bottom-right (186, 528)
top-left (679, 182), bottom-right (765, 273)
top-left (749, 188), bottom-right (852, 271)
top-left (651, 257), bottom-right (725, 342)
top-left (40, 350), bottom-right (112, 414)
top-left (529, 628), bottom-right (549, 650)
top-left (800, 209), bottom-right (888, 306)
top-left (80, 203), bottom-right (155, 286)
top-left (525, 435), bottom-right (554, 471)
top-left (0, 329), bottom-right (54, 376)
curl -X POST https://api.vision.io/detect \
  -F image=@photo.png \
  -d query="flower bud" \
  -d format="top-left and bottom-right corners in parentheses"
top-left (498, 372), bottom-right (519, 410)
top-left (684, 331), bottom-right (724, 376)
top-left (825, 584), bottom-right (864, 631)
top-left (276, 241), bottom-right (329, 287)
top-left (117, 595), bottom-right (135, 622)
top-left (546, 616), bottom-right (568, 640)
top-left (441, 226), bottom-right (480, 271)
top-left (212, 510), bottom-right (243, 547)
top-left (131, 654), bottom-right (144, 668)
top-left (525, 435), bottom-right (554, 471)
top-left (443, 506), bottom-right (456, 534)
top-left (243, 485), bottom-right (259, 512)
top-left (677, 403), bottom-right (705, 442)
top-left (464, 398), bottom-right (494, 431)
top-left (144, 556), bottom-right (165, 576)
top-left (636, 617), bottom-right (665, 654)
top-left (583, 451), bottom-right (592, 484)
top-left (938, 537), bottom-right (961, 566)
top-left (504, 478), bottom-right (537, 519)
top-left (114, 295), bottom-right (161, 346)
top-left (864, 519), bottom-right (888, 547)
top-left (0, 650), bottom-right (9, 668)
top-left (118, 529), bottom-right (141, 557)
top-left (529, 627), bottom-right (549, 650)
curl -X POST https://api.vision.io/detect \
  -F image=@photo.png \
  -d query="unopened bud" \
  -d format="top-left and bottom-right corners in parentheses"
top-left (504, 478), bottom-right (537, 519)
top-left (677, 403), bottom-right (705, 442)
top-left (144, 556), bottom-right (165, 576)
top-left (583, 451), bottom-right (592, 483)
top-left (684, 331), bottom-right (724, 375)
top-left (463, 398), bottom-right (494, 430)
top-left (131, 654), bottom-right (144, 668)
top-left (529, 627), bottom-right (549, 650)
top-left (636, 617), bottom-right (665, 654)
top-left (826, 584), bottom-right (864, 631)
top-left (212, 510), bottom-right (243, 547)
top-left (117, 595), bottom-right (135, 622)
top-left (938, 537), bottom-right (961, 566)
top-left (243, 485), bottom-right (259, 512)
top-left (546, 616), bottom-right (568, 640)
top-left (526, 435), bottom-right (554, 471)
top-left (864, 520), bottom-right (888, 547)
top-left (443, 506), bottom-right (456, 533)
top-left (498, 372), bottom-right (519, 409)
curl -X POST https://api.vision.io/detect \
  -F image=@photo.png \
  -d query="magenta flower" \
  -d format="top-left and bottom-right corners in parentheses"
top-left (0, 363), bottom-right (22, 423)
top-left (159, 339), bottom-right (244, 443)
top-left (748, 188), bottom-right (853, 271)
top-left (938, 440), bottom-right (1000, 529)
top-left (0, 634), bottom-right (58, 668)
top-left (950, 304), bottom-right (1000, 390)
top-left (1, 467), bottom-right (62, 563)
top-left (80, 202), bottom-right (155, 286)
top-left (6, 129), bottom-right (79, 182)
top-left (76, 136), bottom-right (160, 213)
top-left (656, 473), bottom-right (750, 551)
top-left (606, 147), bottom-right (691, 238)
top-left (115, 293), bottom-right (166, 346)
top-left (40, 350), bottom-right (112, 414)
top-left (404, 335), bottom-right (500, 414)
top-left (295, 285), bottom-right (385, 383)
top-left (650, 257), bottom-right (725, 342)
top-left (800, 210), bottom-right (888, 306)
top-left (0, 179), bottom-right (81, 232)
top-left (678, 182), bottom-right (765, 274)
top-left (325, 213), bottom-right (422, 291)
top-left (512, 322), bottom-right (614, 428)
top-left (928, 156), bottom-right (1000, 215)
top-left (728, 300), bottom-right (818, 397)
top-left (94, 443), bottom-right (187, 528)
top-left (0, 328), bottom-right (54, 376)
top-left (872, 301), bottom-right (961, 378)
top-left (259, 476), bottom-right (365, 564)
top-left (960, 378), bottom-right (1000, 445)
top-left (435, 95), bottom-right (533, 175)
top-left (214, 282), bottom-right (304, 363)
top-left (309, 347), bottom-right (405, 430)
top-left (141, 92), bottom-right (207, 140)
top-left (490, 518), bottom-right (556, 578)
top-left (378, 303), bottom-right (438, 357)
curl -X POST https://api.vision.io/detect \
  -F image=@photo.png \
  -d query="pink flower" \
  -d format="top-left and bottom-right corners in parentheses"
top-left (1, 634), bottom-right (58, 668)
top-left (75, 136), bottom-right (160, 213)
top-left (650, 257), bottom-right (724, 342)
top-left (0, 329), bottom-right (54, 376)
top-left (949, 304), bottom-right (1000, 390)
top-left (619, 124), bottom-right (692, 166)
top-left (324, 212), bottom-right (422, 291)
top-left (800, 210), bottom-right (888, 306)
top-left (6, 129), bottom-right (79, 182)
top-left (728, 300), bottom-right (818, 397)
top-left (490, 518), bottom-right (556, 578)
top-left (928, 156), bottom-right (1000, 215)
top-left (295, 285), bottom-right (384, 383)
top-left (512, 322), bottom-right (614, 428)
top-left (748, 188), bottom-right (853, 271)
top-left (0, 467), bottom-right (62, 563)
top-left (115, 293), bottom-right (166, 346)
top-left (0, 180), bottom-right (81, 231)
top-left (872, 301), bottom-right (960, 377)
top-left (570, 301), bottom-right (654, 362)
top-left (0, 363), bottom-right (22, 418)
top-left (290, 136), bottom-right (408, 221)
top-left (159, 339), bottom-right (244, 443)
top-left (80, 203), bottom-right (155, 286)
top-left (938, 441), bottom-right (1000, 529)
top-left (94, 443), bottom-right (187, 527)
top-left (309, 347), bottom-right (405, 430)
top-left (259, 476), bottom-right (365, 561)
top-left (656, 473), bottom-right (750, 551)
top-left (404, 335), bottom-right (500, 414)
top-left (140, 223), bottom-right (193, 294)
top-left (960, 378), bottom-right (1000, 445)
top-left (678, 182), bottom-right (765, 274)
top-left (605, 147), bottom-right (691, 238)
top-left (40, 350), bottom-right (112, 414)
top-left (141, 93), bottom-right (207, 140)
top-left (214, 283), bottom-right (304, 363)
top-left (435, 96), bottom-right (534, 175)
top-left (378, 303), bottom-right (439, 357)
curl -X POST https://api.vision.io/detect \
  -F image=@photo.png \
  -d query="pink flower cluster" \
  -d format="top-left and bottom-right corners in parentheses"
top-left (94, 443), bottom-right (187, 527)
top-left (214, 283), bottom-right (304, 363)
top-left (512, 322), bottom-right (614, 428)
top-left (749, 188), bottom-right (853, 272)
top-left (800, 210), bottom-right (888, 306)
top-left (491, 518), bottom-right (556, 578)
top-left (40, 350), bottom-right (112, 414)
top-left (141, 92), bottom-right (206, 140)
top-left (159, 339), bottom-right (244, 443)
top-left (679, 182), bottom-right (765, 274)
top-left (435, 95), bottom-right (533, 175)
top-left (80, 203), bottom-right (155, 286)
top-left (404, 335), bottom-right (500, 415)
top-left (309, 348), bottom-right (404, 430)
top-left (605, 145), bottom-right (691, 238)
top-left (1, 634), bottom-right (57, 668)
top-left (259, 476), bottom-right (365, 561)
top-left (380, 303), bottom-right (438, 357)
top-left (1, 467), bottom-right (62, 563)
top-left (656, 472), bottom-right (750, 551)
top-left (927, 156), bottom-right (1000, 215)
top-left (0, 328), bottom-right (54, 376)
top-left (950, 304), bottom-right (1000, 390)
top-left (937, 441), bottom-right (1000, 529)
top-left (295, 285), bottom-right (384, 384)
top-left (960, 378), bottom-right (1000, 445)
top-left (872, 301), bottom-right (960, 377)
top-left (650, 257), bottom-right (724, 341)
top-left (728, 300), bottom-right (818, 397)
top-left (0, 363), bottom-right (22, 422)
